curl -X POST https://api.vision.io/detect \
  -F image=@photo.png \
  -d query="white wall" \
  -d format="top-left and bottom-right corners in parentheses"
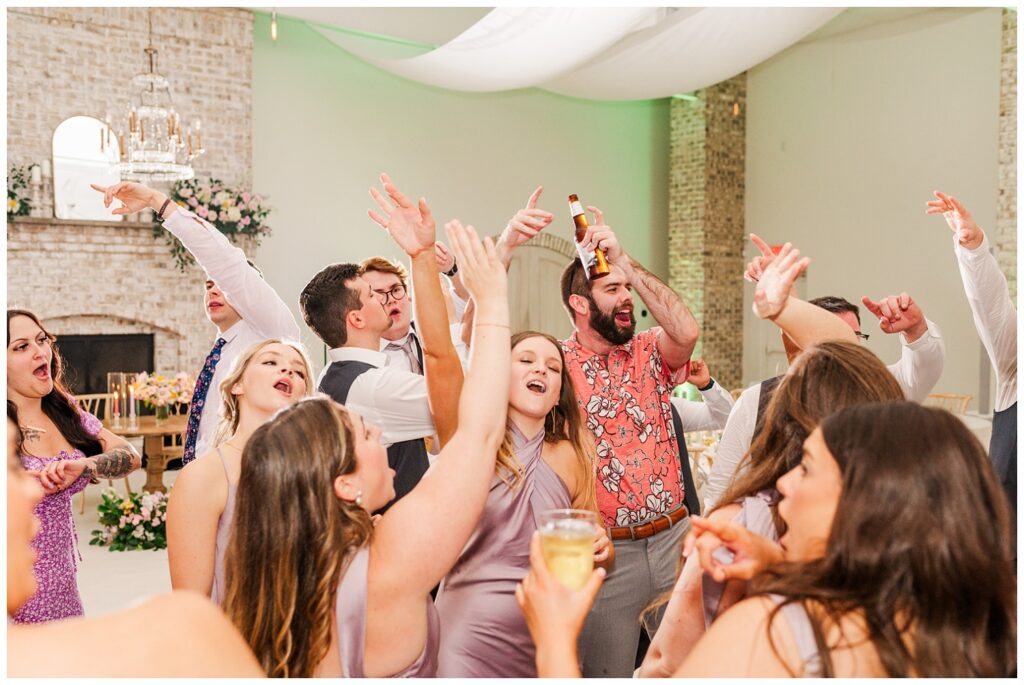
top-left (251, 14), bottom-right (669, 372)
top-left (744, 8), bottom-right (1004, 412)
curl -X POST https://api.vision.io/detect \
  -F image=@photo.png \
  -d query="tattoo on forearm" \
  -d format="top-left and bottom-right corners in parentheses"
top-left (627, 258), bottom-right (697, 335)
top-left (85, 447), bottom-right (137, 479)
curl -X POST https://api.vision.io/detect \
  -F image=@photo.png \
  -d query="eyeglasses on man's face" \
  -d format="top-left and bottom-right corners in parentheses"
top-left (373, 284), bottom-right (407, 304)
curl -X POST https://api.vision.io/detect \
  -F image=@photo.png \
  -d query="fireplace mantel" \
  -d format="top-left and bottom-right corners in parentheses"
top-left (9, 216), bottom-right (159, 230)
top-left (7, 212), bottom-right (238, 377)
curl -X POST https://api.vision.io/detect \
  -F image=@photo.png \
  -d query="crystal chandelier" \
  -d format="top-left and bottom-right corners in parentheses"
top-left (103, 10), bottom-right (203, 182)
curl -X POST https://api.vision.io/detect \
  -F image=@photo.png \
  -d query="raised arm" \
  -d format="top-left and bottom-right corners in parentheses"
top-left (862, 292), bottom-right (945, 402)
top-left (927, 191), bottom-right (1017, 393)
top-left (368, 173), bottom-right (463, 446)
top-left (371, 221), bottom-right (510, 597)
top-left (493, 185), bottom-right (553, 269)
top-left (752, 243), bottom-right (856, 348)
top-left (670, 360), bottom-right (735, 432)
top-left (581, 206), bottom-right (699, 369)
top-left (91, 182), bottom-right (299, 340)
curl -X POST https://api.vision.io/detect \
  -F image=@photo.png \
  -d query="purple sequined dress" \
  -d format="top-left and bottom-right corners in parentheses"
top-left (11, 410), bottom-right (101, 624)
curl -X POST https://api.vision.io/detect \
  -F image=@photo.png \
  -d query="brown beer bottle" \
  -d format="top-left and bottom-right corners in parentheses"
top-left (568, 194), bottom-right (611, 279)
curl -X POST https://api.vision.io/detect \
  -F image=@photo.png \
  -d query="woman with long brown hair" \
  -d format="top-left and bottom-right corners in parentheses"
top-left (166, 338), bottom-right (313, 602)
top-left (221, 221), bottom-right (510, 677)
top-left (435, 330), bottom-right (612, 677)
top-left (6, 309), bottom-right (141, 623)
top-left (6, 417), bottom-right (264, 677)
top-left (637, 339), bottom-right (905, 675)
top-left (519, 401), bottom-right (1016, 676)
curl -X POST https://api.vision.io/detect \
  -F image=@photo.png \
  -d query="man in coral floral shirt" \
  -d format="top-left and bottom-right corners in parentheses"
top-left (558, 207), bottom-right (699, 678)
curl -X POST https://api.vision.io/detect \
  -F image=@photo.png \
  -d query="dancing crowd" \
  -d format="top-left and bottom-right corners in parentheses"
top-left (6, 175), bottom-right (1016, 677)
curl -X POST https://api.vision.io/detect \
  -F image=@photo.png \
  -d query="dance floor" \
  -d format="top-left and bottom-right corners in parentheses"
top-left (73, 463), bottom-right (177, 616)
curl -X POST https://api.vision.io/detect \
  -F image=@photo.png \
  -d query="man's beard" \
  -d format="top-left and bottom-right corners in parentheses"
top-left (589, 299), bottom-right (636, 346)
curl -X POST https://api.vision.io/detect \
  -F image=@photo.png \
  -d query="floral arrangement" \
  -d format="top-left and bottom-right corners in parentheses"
top-left (134, 371), bottom-right (194, 408)
top-left (7, 164), bottom-right (33, 219)
top-left (161, 177), bottom-right (273, 271)
top-left (90, 488), bottom-right (168, 552)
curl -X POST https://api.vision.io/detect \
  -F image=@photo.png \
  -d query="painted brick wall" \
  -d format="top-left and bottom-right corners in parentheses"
top-left (7, 7), bottom-right (254, 375)
top-left (668, 75), bottom-right (747, 391)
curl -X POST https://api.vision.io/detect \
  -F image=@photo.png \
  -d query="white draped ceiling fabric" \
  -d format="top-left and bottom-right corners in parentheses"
top-left (312, 7), bottom-right (846, 101)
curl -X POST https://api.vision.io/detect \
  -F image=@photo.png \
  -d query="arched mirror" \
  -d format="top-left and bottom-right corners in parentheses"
top-left (52, 115), bottom-right (122, 221)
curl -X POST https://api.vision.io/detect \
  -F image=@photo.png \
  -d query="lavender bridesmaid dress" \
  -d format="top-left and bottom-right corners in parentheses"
top-left (701, 489), bottom-right (779, 626)
top-left (335, 545), bottom-right (441, 678)
top-left (209, 447), bottom-right (237, 606)
top-left (435, 422), bottom-right (573, 677)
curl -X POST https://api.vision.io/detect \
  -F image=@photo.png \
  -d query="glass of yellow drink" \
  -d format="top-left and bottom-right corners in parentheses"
top-left (537, 509), bottom-right (598, 590)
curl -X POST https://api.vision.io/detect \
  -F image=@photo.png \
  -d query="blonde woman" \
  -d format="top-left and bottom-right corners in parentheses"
top-left (166, 339), bottom-right (313, 602)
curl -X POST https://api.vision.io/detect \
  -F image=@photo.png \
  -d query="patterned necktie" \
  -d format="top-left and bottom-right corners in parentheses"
top-left (182, 337), bottom-right (227, 465)
top-left (386, 335), bottom-right (422, 375)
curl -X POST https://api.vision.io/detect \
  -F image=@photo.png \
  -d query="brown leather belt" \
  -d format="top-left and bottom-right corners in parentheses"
top-left (608, 504), bottom-right (689, 541)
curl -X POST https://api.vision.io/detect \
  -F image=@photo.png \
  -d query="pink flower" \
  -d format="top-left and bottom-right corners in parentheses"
top-left (131, 514), bottom-right (142, 525)
top-left (218, 211), bottom-right (228, 222)
top-left (197, 205), bottom-right (208, 218)
top-left (241, 216), bottom-right (251, 226)
top-left (241, 191), bottom-right (251, 203)
top-left (187, 196), bottom-right (199, 207)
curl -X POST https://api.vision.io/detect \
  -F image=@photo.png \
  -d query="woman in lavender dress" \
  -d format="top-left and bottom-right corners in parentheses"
top-left (220, 220), bottom-right (511, 677)
top-left (166, 339), bottom-right (312, 604)
top-left (435, 331), bottom-right (614, 678)
top-left (6, 310), bottom-right (141, 623)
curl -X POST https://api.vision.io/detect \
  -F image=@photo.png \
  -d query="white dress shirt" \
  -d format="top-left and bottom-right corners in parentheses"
top-left (379, 324), bottom-right (470, 374)
top-left (323, 346), bottom-right (436, 448)
top-left (163, 207), bottom-right (300, 458)
top-left (702, 319), bottom-right (946, 511)
top-left (670, 380), bottom-right (735, 432)
top-left (955, 234), bottom-right (1017, 411)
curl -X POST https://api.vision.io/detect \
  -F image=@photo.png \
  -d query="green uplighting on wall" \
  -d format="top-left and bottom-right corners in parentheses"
top-left (671, 93), bottom-right (699, 102)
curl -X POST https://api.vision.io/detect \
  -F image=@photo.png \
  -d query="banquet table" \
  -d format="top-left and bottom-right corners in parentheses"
top-left (112, 415), bottom-right (187, 493)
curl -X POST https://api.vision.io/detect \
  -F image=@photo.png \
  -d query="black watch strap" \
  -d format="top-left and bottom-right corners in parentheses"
top-left (444, 262), bottom-right (459, 277)
top-left (698, 378), bottom-right (715, 392)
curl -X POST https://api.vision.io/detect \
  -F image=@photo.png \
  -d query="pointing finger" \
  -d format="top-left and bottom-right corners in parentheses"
top-left (526, 185), bottom-right (544, 209)
top-left (750, 233), bottom-right (773, 258)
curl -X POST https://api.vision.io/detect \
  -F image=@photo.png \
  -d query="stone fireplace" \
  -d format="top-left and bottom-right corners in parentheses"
top-left (6, 215), bottom-right (255, 381)
top-left (7, 6), bottom-right (255, 384)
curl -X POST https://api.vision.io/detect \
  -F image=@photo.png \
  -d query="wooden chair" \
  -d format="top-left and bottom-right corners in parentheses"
top-left (925, 393), bottom-right (972, 415)
top-left (74, 393), bottom-right (133, 513)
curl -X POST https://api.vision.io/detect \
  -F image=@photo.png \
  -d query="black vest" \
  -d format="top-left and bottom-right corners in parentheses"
top-left (990, 401), bottom-right (1016, 515)
top-left (318, 359), bottom-right (430, 514)
top-left (669, 403), bottom-right (701, 517)
top-left (753, 375), bottom-right (783, 442)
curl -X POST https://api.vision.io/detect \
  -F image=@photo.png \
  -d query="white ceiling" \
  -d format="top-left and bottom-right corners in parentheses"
top-left (263, 7), bottom-right (948, 49)
top-left (263, 7), bottom-right (492, 46)
top-left (251, 7), bottom-right (974, 100)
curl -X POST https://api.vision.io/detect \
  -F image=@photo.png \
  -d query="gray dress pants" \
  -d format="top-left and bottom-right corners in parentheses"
top-left (578, 518), bottom-right (691, 677)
